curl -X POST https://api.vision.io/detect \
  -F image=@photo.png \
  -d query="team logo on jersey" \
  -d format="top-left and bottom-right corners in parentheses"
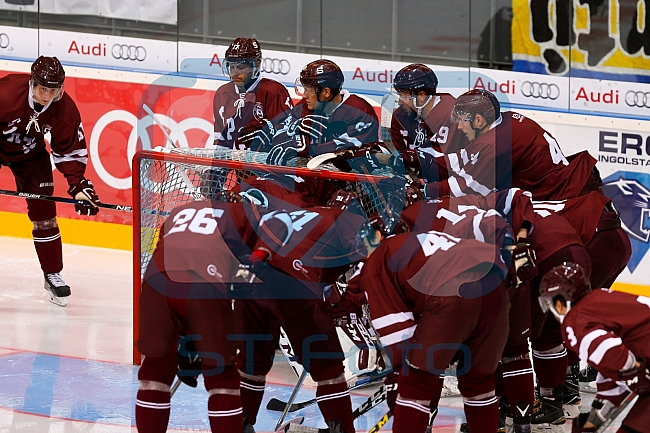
top-left (252, 102), bottom-right (264, 121)
top-left (602, 171), bottom-right (650, 273)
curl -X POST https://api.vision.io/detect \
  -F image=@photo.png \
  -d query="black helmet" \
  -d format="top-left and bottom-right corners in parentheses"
top-left (295, 59), bottom-right (344, 96)
top-left (392, 63), bottom-right (438, 96)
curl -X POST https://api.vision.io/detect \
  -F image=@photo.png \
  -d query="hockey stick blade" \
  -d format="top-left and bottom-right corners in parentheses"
top-left (0, 188), bottom-right (132, 212)
top-left (368, 410), bottom-right (392, 433)
top-left (306, 152), bottom-right (337, 169)
top-left (275, 416), bottom-right (304, 432)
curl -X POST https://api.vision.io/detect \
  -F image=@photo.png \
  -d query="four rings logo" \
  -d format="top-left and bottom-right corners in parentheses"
top-left (625, 91), bottom-right (650, 108)
top-left (112, 44), bottom-right (146, 61)
top-left (261, 57), bottom-right (290, 75)
top-left (0, 33), bottom-right (9, 49)
top-left (521, 81), bottom-right (560, 100)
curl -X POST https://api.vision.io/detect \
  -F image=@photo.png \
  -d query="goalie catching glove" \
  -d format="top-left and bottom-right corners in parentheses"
top-left (67, 178), bottom-right (101, 216)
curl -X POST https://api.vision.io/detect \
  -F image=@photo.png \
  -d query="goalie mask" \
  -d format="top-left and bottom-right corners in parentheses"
top-left (30, 56), bottom-right (65, 103)
top-left (538, 262), bottom-right (592, 322)
top-left (222, 37), bottom-right (262, 90)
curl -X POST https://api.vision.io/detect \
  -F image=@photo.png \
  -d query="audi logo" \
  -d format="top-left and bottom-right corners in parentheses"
top-left (625, 91), bottom-right (650, 108)
top-left (0, 33), bottom-right (9, 49)
top-left (111, 44), bottom-right (146, 61)
top-left (260, 57), bottom-right (290, 75)
top-left (521, 81), bottom-right (560, 100)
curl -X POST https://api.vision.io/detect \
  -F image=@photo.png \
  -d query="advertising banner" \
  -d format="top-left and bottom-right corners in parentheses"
top-left (39, 29), bottom-right (177, 73)
top-left (512, 0), bottom-right (650, 83)
top-left (178, 41), bottom-right (469, 96)
top-left (0, 25), bottom-right (38, 62)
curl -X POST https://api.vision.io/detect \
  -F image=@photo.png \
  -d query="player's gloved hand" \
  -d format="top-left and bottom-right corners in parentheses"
top-left (266, 143), bottom-right (299, 166)
top-left (238, 118), bottom-right (276, 150)
top-left (298, 114), bottom-right (328, 139)
top-left (67, 178), bottom-right (101, 216)
top-left (324, 287), bottom-right (366, 320)
top-left (177, 336), bottom-right (201, 388)
top-left (617, 357), bottom-right (650, 396)
top-left (330, 143), bottom-right (386, 173)
top-left (234, 250), bottom-right (270, 284)
top-left (508, 238), bottom-right (537, 287)
top-left (385, 371), bottom-right (399, 412)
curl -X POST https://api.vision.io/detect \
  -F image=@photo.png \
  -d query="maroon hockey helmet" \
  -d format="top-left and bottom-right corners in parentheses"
top-left (403, 184), bottom-right (424, 209)
top-left (296, 59), bottom-right (344, 96)
top-left (223, 37), bottom-right (262, 80)
top-left (538, 262), bottom-right (592, 320)
top-left (31, 56), bottom-right (65, 88)
top-left (451, 89), bottom-right (501, 124)
top-left (392, 63), bottom-right (438, 97)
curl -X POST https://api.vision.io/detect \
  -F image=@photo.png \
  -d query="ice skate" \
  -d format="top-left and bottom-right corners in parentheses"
top-left (44, 272), bottom-right (70, 307)
top-left (562, 367), bottom-right (581, 418)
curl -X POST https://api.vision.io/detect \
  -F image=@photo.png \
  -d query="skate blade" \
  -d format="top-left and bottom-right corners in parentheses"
top-left (531, 422), bottom-right (566, 433)
top-left (48, 294), bottom-right (67, 307)
top-left (579, 382), bottom-right (597, 393)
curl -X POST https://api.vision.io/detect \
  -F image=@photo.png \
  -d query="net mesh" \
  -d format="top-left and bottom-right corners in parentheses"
top-left (135, 147), bottom-right (404, 279)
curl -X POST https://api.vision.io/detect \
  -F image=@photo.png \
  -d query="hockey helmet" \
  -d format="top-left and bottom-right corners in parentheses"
top-left (538, 262), bottom-right (592, 321)
top-left (392, 63), bottom-right (438, 97)
top-left (451, 89), bottom-right (501, 124)
top-left (222, 37), bottom-right (262, 80)
top-left (31, 56), bottom-right (65, 88)
top-left (295, 59), bottom-right (344, 96)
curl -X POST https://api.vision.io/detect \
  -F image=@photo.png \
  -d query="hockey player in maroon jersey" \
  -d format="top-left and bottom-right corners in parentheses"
top-left (417, 89), bottom-right (600, 201)
top-left (213, 37), bottom-right (293, 151)
top-left (389, 63), bottom-right (467, 156)
top-left (538, 263), bottom-right (650, 433)
top-left (266, 59), bottom-right (379, 165)
top-left (344, 198), bottom-right (514, 433)
top-left (233, 189), bottom-right (374, 433)
top-left (0, 56), bottom-right (101, 306)
top-left (136, 191), bottom-right (293, 433)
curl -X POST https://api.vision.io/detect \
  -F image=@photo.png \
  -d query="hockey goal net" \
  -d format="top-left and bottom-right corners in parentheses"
top-left (132, 148), bottom-right (404, 370)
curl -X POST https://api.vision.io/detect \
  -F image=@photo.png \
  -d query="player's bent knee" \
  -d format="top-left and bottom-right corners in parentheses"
top-left (138, 354), bottom-right (177, 385)
top-left (204, 365), bottom-right (241, 393)
top-left (308, 360), bottom-right (345, 383)
top-left (398, 363), bottom-right (442, 401)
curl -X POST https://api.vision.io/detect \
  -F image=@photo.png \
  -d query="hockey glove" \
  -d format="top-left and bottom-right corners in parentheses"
top-left (238, 118), bottom-right (276, 150)
top-left (177, 336), bottom-right (201, 388)
top-left (234, 249), bottom-right (270, 284)
top-left (67, 178), bottom-right (101, 216)
top-left (298, 114), bottom-right (328, 139)
top-left (617, 357), bottom-right (650, 396)
top-left (508, 238), bottom-right (537, 287)
top-left (324, 287), bottom-right (366, 320)
top-left (266, 143), bottom-right (299, 166)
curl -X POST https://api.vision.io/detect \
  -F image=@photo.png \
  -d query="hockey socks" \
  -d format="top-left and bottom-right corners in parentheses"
top-left (532, 344), bottom-right (568, 391)
top-left (135, 389), bottom-right (171, 433)
top-left (239, 373), bottom-right (266, 426)
top-left (33, 226), bottom-right (63, 274)
top-left (315, 378), bottom-right (355, 433)
top-left (205, 366), bottom-right (243, 433)
top-left (499, 357), bottom-right (534, 422)
top-left (392, 365), bottom-right (443, 433)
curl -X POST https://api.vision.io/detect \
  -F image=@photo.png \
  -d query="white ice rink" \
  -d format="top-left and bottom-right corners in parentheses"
top-left (0, 236), bottom-right (629, 432)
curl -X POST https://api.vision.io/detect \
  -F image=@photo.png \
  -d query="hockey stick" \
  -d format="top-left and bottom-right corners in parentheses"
top-left (0, 188), bottom-right (132, 211)
top-left (275, 369), bottom-right (309, 431)
top-left (306, 152), bottom-right (337, 170)
top-left (266, 371), bottom-right (392, 413)
top-left (142, 104), bottom-right (202, 198)
top-left (368, 410), bottom-right (392, 433)
top-left (595, 391), bottom-right (638, 433)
